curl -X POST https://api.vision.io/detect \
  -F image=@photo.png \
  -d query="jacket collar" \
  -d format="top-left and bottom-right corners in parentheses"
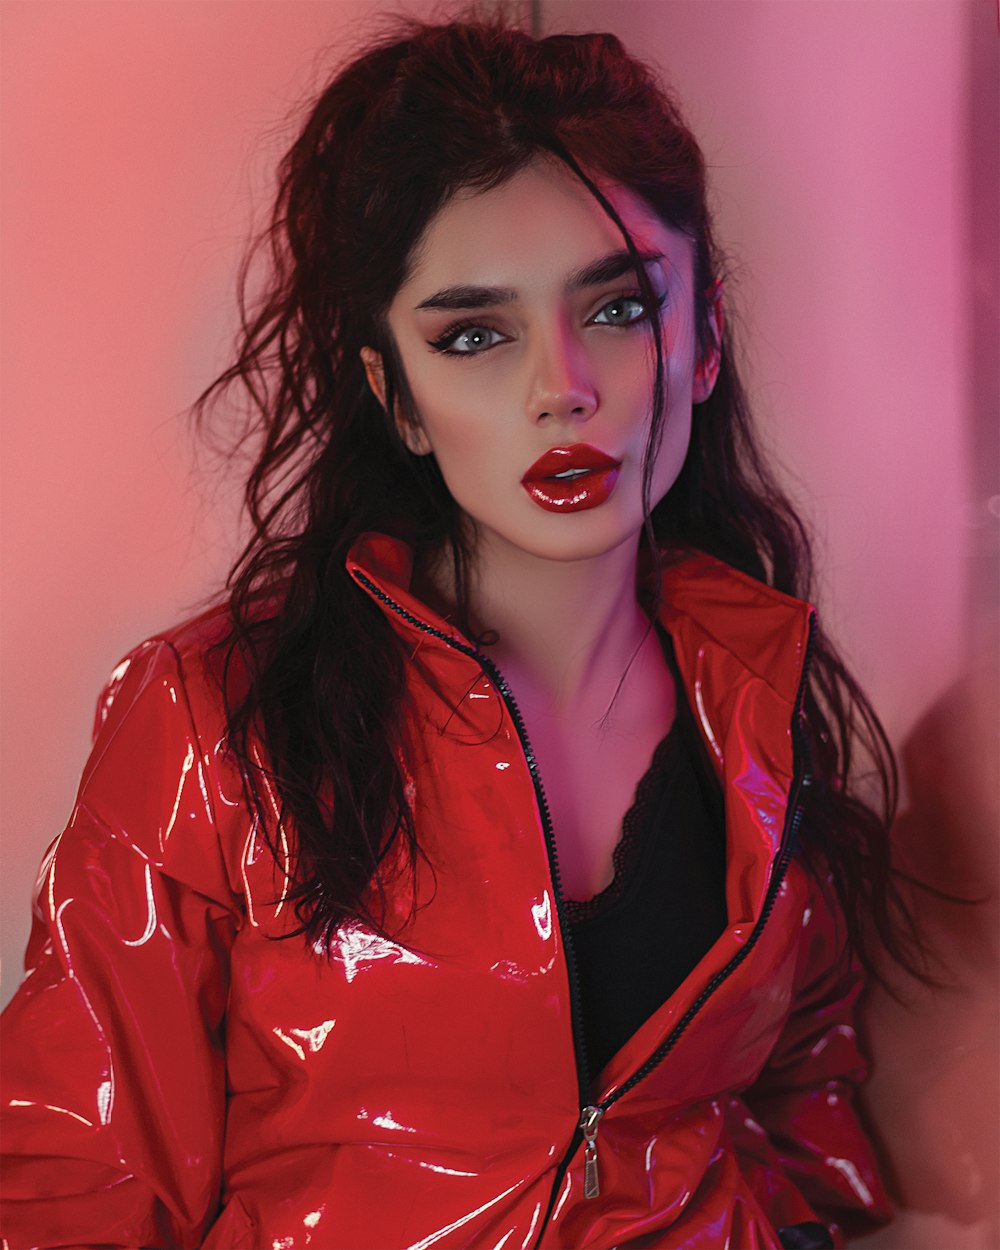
top-left (346, 531), bottom-right (814, 698)
top-left (347, 532), bottom-right (816, 923)
top-left (660, 552), bottom-right (814, 713)
top-left (346, 532), bottom-right (475, 653)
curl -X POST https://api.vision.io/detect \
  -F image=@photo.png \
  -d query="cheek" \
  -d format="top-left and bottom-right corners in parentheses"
top-left (664, 315), bottom-right (698, 386)
top-left (405, 385), bottom-right (499, 487)
top-left (653, 405), bottom-right (693, 475)
top-left (405, 357), bottom-right (516, 460)
top-left (648, 351), bottom-right (696, 500)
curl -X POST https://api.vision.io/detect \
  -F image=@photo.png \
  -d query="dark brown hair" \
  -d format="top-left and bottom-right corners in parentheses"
top-left (197, 17), bottom-right (925, 981)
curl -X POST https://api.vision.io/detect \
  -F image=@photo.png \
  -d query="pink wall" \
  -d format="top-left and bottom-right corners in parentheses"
top-left (2, 0), bottom-right (996, 1243)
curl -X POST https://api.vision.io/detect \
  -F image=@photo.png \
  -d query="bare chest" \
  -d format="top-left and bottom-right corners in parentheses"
top-left (526, 720), bottom-right (672, 900)
top-left (513, 648), bottom-right (677, 901)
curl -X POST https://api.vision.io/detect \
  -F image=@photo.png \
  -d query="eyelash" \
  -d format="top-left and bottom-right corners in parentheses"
top-left (426, 291), bottom-right (667, 358)
top-left (427, 322), bottom-right (505, 355)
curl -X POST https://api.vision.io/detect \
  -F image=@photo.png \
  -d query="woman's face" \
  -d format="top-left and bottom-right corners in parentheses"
top-left (364, 158), bottom-right (720, 569)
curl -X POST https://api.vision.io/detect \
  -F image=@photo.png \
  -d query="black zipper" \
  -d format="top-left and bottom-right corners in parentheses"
top-left (588, 612), bottom-right (817, 1111)
top-left (532, 612), bottom-right (818, 1245)
top-left (352, 568), bottom-right (816, 1246)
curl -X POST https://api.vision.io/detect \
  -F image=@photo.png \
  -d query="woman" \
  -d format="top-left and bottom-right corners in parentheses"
top-left (1, 18), bottom-right (918, 1249)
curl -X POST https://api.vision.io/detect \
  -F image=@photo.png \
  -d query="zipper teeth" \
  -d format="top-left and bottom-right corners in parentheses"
top-left (599, 790), bottom-right (803, 1109)
top-left (352, 570), bottom-right (482, 659)
top-left (351, 570), bottom-right (594, 1105)
top-left (596, 610), bottom-right (818, 1113)
top-left (475, 653), bottom-right (595, 1103)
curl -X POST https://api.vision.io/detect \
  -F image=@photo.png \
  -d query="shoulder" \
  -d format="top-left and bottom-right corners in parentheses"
top-left (81, 602), bottom-right (260, 859)
top-left (92, 600), bottom-right (237, 746)
top-left (92, 582), bottom-right (286, 747)
top-left (47, 600), bottom-right (260, 914)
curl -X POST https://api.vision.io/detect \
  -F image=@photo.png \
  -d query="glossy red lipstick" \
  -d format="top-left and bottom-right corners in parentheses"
top-left (521, 444), bottom-right (622, 513)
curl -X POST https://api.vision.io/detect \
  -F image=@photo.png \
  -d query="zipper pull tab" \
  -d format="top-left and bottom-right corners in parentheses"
top-left (580, 1105), bottom-right (604, 1199)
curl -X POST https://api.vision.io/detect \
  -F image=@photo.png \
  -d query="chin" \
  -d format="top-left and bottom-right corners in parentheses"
top-left (488, 516), bottom-right (646, 566)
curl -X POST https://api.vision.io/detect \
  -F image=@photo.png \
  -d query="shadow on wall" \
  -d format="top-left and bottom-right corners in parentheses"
top-left (856, 643), bottom-right (1000, 1250)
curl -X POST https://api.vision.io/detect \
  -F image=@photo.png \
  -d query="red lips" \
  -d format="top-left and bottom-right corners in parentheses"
top-left (521, 444), bottom-right (622, 514)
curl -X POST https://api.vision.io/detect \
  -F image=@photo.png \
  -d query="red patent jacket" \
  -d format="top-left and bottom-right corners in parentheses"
top-left (1, 535), bottom-right (890, 1249)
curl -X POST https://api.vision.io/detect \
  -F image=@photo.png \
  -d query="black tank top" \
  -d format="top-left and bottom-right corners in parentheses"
top-left (563, 632), bottom-right (728, 1080)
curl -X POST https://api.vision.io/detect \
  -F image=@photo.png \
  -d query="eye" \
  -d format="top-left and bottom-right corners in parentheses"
top-left (428, 323), bottom-right (507, 356)
top-left (591, 293), bottom-right (664, 328)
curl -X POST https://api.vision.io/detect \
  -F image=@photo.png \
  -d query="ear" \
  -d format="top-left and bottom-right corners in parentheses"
top-left (360, 346), bottom-right (432, 455)
top-left (360, 345), bottom-right (387, 407)
top-left (692, 279), bottom-right (724, 404)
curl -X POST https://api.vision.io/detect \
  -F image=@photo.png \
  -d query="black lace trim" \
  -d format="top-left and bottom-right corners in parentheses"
top-left (563, 724), bottom-right (680, 923)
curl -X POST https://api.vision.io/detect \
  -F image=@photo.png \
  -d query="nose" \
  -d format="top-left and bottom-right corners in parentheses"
top-left (528, 322), bottom-right (598, 425)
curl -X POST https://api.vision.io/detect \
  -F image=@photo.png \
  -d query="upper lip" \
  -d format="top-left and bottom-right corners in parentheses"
top-left (522, 444), bottom-right (621, 482)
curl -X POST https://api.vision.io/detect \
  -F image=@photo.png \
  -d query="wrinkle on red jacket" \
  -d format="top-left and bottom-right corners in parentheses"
top-left (0, 536), bottom-right (891, 1249)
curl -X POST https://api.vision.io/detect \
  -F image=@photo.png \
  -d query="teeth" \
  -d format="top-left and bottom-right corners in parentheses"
top-left (551, 467), bottom-right (592, 480)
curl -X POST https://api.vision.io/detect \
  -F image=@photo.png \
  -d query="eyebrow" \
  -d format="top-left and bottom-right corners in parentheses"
top-left (413, 249), bottom-right (665, 312)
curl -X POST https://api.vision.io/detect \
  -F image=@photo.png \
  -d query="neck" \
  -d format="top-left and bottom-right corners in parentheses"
top-left (416, 531), bottom-right (659, 723)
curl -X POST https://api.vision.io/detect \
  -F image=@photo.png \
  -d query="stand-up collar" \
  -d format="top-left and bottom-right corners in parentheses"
top-left (346, 532), bottom-right (815, 695)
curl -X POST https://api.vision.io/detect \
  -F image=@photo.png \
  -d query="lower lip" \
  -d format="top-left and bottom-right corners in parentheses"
top-left (521, 467), bottom-right (621, 513)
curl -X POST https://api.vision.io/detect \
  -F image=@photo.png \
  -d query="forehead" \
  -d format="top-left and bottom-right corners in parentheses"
top-left (397, 158), bottom-right (694, 297)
